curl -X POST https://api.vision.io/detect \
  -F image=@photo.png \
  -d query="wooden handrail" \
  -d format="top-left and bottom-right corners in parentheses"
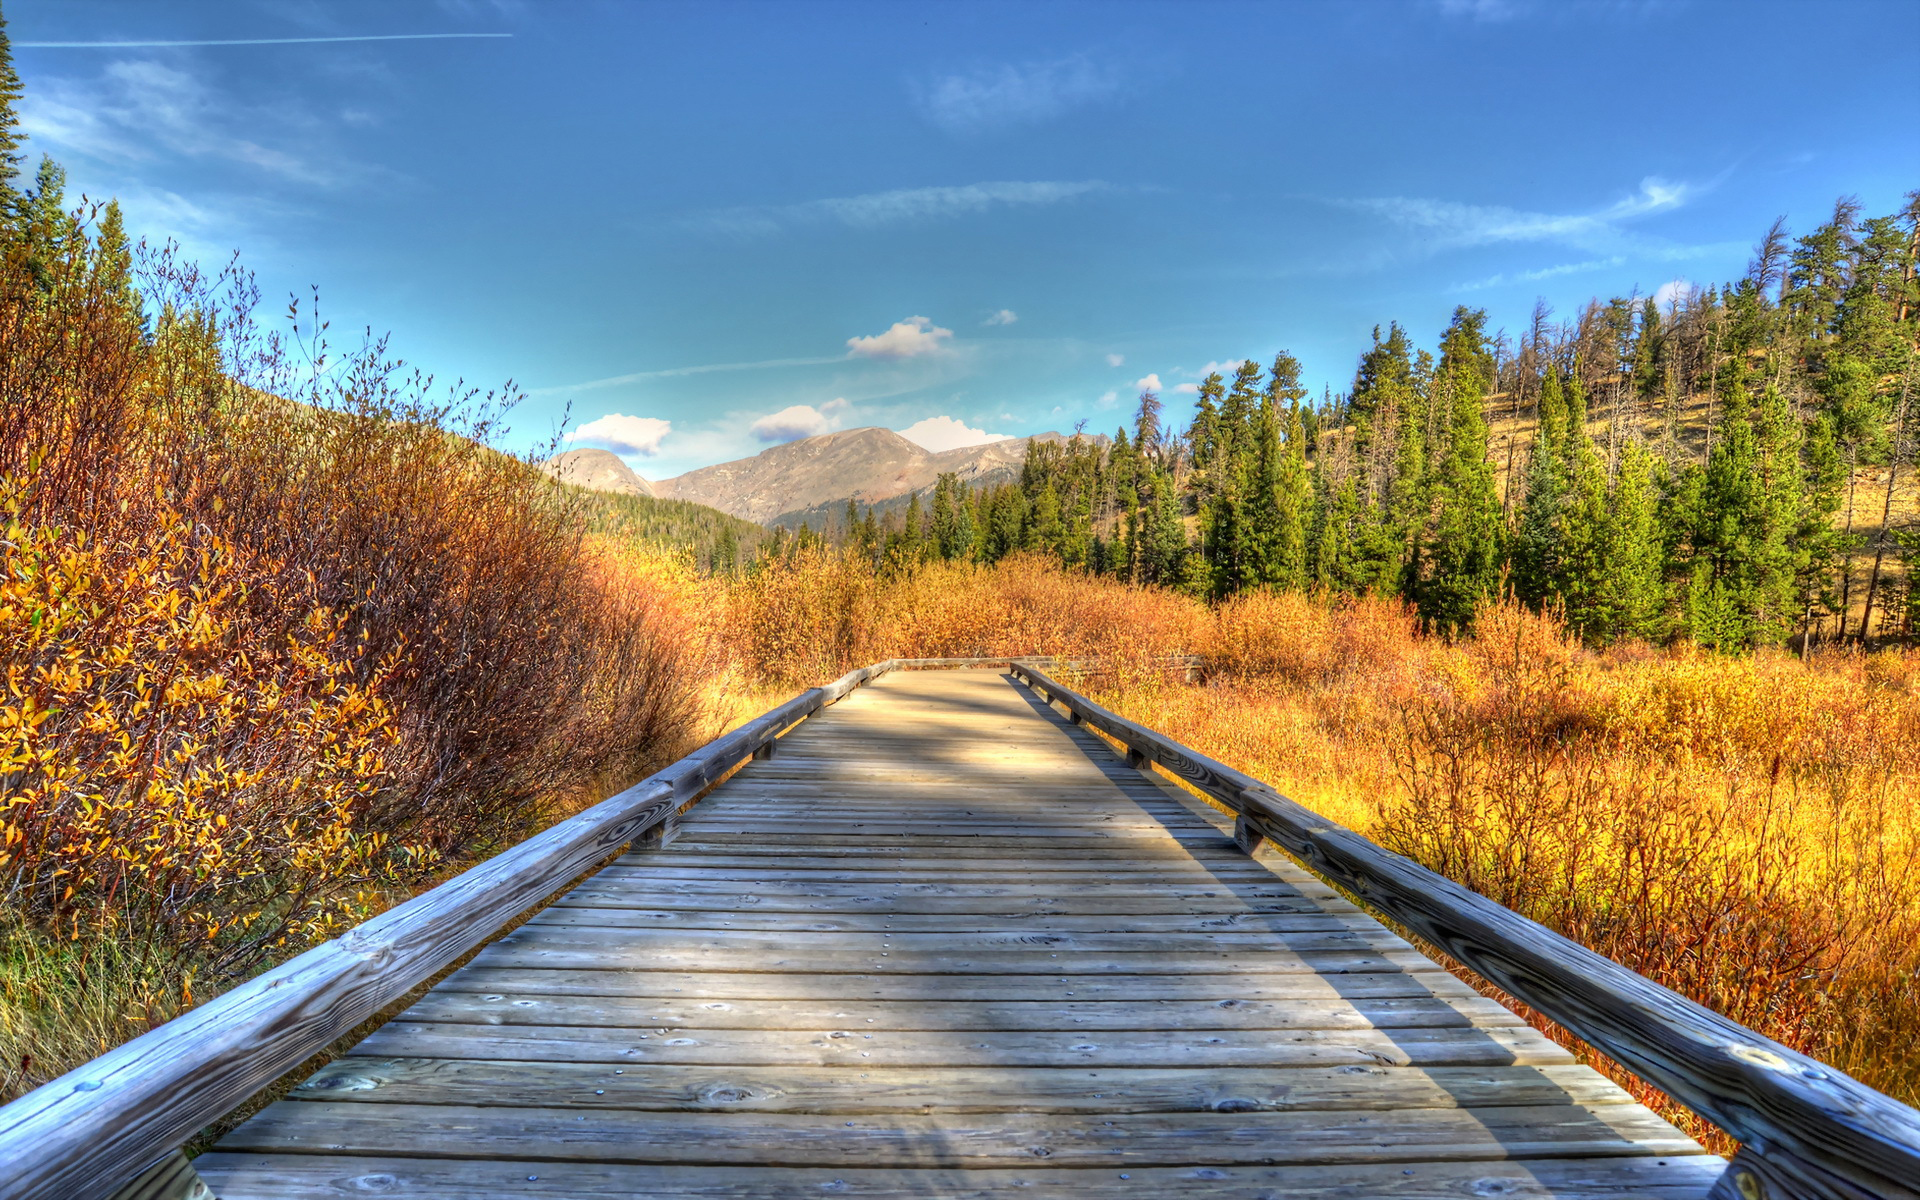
top-left (1009, 662), bottom-right (1920, 1200)
top-left (0, 659), bottom-right (902, 1200)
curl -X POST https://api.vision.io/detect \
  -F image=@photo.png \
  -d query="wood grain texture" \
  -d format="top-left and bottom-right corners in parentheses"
top-left (194, 1153), bottom-right (1729, 1199)
top-left (1011, 662), bottom-right (1920, 1200)
top-left (194, 666), bottom-right (1721, 1198)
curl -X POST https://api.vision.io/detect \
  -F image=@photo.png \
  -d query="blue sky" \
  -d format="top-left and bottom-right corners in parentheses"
top-left (10, 0), bottom-right (1918, 480)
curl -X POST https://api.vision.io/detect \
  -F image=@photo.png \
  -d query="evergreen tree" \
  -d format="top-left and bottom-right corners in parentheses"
top-left (1512, 369), bottom-right (1570, 606)
top-left (0, 9), bottom-right (24, 227)
top-left (1420, 308), bottom-right (1505, 632)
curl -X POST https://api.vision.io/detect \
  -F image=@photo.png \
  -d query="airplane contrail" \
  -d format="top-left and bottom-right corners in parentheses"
top-left (17, 33), bottom-right (512, 48)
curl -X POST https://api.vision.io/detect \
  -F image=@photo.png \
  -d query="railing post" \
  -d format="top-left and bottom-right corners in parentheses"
top-left (107, 1151), bottom-right (210, 1200)
top-left (1232, 814), bottom-right (1263, 856)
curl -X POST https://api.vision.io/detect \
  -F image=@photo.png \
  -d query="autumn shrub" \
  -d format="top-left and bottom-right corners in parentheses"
top-left (723, 548), bottom-right (1209, 689)
top-left (0, 213), bottom-right (711, 1099)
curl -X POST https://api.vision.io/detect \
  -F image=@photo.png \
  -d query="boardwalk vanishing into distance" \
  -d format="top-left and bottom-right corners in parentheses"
top-left (192, 669), bottom-right (1718, 1198)
top-left (7, 663), bottom-right (1918, 1200)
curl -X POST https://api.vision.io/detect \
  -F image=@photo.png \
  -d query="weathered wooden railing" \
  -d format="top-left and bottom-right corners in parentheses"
top-left (6, 655), bottom-right (1918, 1200)
top-left (1009, 661), bottom-right (1920, 1200)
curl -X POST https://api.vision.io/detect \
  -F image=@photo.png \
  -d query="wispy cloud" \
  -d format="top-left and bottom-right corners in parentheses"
top-left (918, 55), bottom-right (1118, 133)
top-left (1134, 373), bottom-right (1164, 393)
top-left (699, 180), bottom-right (1107, 237)
top-left (529, 354), bottom-right (845, 396)
top-left (1105, 353), bottom-right (1125, 367)
top-left (24, 59), bottom-right (337, 184)
top-left (1454, 256), bottom-right (1625, 291)
top-left (1432, 0), bottom-right (1529, 22)
top-left (17, 34), bottom-right (511, 48)
top-left (983, 309), bottom-right (1018, 326)
top-left (1351, 176), bottom-right (1695, 256)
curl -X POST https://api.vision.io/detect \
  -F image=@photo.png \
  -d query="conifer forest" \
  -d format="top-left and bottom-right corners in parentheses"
top-left (810, 199), bottom-right (1920, 652)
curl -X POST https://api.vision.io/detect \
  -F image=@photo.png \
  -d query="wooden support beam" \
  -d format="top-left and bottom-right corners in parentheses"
top-left (106, 1152), bottom-right (210, 1200)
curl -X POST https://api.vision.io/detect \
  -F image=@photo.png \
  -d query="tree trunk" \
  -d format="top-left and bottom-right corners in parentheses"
top-left (1859, 358), bottom-right (1915, 642)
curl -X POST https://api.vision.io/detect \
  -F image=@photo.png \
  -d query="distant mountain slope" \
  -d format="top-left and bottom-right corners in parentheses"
top-left (652, 427), bottom-right (1082, 524)
top-left (542, 448), bottom-right (655, 497)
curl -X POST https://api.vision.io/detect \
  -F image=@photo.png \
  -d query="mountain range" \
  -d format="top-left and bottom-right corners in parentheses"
top-left (548, 428), bottom-right (1084, 527)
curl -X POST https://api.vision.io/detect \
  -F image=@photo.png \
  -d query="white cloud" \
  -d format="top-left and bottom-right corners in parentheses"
top-left (821, 396), bottom-right (851, 415)
top-left (1351, 177), bottom-right (1695, 256)
top-left (567, 413), bottom-right (672, 457)
top-left (750, 404), bottom-right (836, 443)
top-left (919, 55), bottom-right (1118, 133)
top-left (701, 180), bottom-right (1107, 236)
top-left (1134, 374), bottom-right (1164, 393)
top-left (1196, 360), bottom-right (1246, 376)
top-left (1653, 278), bottom-right (1696, 312)
top-left (1173, 383), bottom-right (1200, 394)
top-left (847, 316), bottom-right (955, 359)
top-left (898, 415), bottom-right (1012, 453)
top-left (1097, 390), bottom-right (1119, 408)
top-left (984, 308), bottom-right (1018, 326)
top-left (1105, 353), bottom-right (1125, 367)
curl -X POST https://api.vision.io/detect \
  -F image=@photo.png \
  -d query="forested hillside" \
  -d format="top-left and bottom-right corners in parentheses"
top-left (581, 487), bottom-right (770, 571)
top-left (820, 199), bottom-right (1920, 649)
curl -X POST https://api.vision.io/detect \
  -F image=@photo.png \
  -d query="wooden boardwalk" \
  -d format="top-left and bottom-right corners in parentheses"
top-left (194, 669), bottom-right (1722, 1198)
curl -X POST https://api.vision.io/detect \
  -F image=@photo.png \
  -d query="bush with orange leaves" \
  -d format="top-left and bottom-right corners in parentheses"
top-left (1, 482), bottom-right (412, 968)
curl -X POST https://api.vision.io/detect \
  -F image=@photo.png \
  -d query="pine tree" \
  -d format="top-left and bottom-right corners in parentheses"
top-left (0, 8), bottom-right (25, 227)
top-left (1419, 309), bottom-right (1505, 632)
top-left (902, 492), bottom-right (925, 561)
top-left (1601, 441), bottom-right (1668, 641)
top-left (1512, 368), bottom-right (1570, 606)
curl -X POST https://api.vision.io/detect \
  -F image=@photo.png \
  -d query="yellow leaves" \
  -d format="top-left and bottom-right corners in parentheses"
top-left (2, 483), bottom-right (403, 962)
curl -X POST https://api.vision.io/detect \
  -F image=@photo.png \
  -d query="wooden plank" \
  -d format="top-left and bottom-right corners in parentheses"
top-left (466, 942), bottom-right (1434, 975)
top-left (1011, 664), bottom-right (1920, 1198)
top-left (436, 967), bottom-right (1493, 1003)
top-left (193, 1152), bottom-right (1729, 1199)
top-left (530, 908), bottom-right (1378, 933)
top-left (212, 1101), bottom-right (1704, 1167)
top-left (630, 841), bottom-right (1258, 862)
top-left (490, 926), bottom-right (1414, 955)
top-left (545, 892), bottom-right (1341, 916)
top-left (393, 990), bottom-right (1528, 1031)
top-left (347, 1020), bottom-right (1569, 1068)
top-left (288, 1058), bottom-right (1620, 1113)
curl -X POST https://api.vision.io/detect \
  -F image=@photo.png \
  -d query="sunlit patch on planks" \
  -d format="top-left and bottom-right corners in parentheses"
top-left (195, 669), bottom-right (1722, 1198)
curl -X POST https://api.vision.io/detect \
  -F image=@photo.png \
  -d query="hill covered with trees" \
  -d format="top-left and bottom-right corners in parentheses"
top-left (817, 199), bottom-right (1919, 650)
